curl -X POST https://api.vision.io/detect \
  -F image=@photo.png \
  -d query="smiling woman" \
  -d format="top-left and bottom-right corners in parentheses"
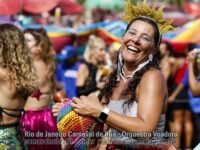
top-left (120, 19), bottom-right (157, 67)
top-left (75, 16), bottom-right (169, 148)
top-left (72, 0), bottom-right (175, 147)
top-left (52, 0), bottom-right (176, 149)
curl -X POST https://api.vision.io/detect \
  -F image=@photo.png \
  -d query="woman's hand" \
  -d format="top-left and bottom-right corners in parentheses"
top-left (97, 81), bottom-right (105, 89)
top-left (71, 94), bottom-right (104, 118)
top-left (187, 49), bottom-right (199, 63)
top-left (52, 102), bottom-right (63, 117)
top-left (168, 95), bottom-right (175, 103)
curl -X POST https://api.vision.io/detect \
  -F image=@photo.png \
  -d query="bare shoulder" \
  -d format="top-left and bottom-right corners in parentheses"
top-left (168, 56), bottom-right (176, 63)
top-left (78, 63), bottom-right (89, 73)
top-left (79, 63), bottom-right (88, 69)
top-left (78, 63), bottom-right (89, 78)
top-left (141, 68), bottom-right (166, 87)
top-left (137, 68), bottom-right (167, 105)
top-left (143, 68), bottom-right (165, 80)
top-left (77, 63), bottom-right (89, 85)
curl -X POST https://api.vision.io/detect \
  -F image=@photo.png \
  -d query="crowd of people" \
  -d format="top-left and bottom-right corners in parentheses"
top-left (0, 1), bottom-right (200, 150)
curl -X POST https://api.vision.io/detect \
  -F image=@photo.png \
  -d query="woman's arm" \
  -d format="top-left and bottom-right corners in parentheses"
top-left (188, 62), bottom-right (200, 96)
top-left (76, 63), bottom-right (89, 87)
top-left (188, 50), bottom-right (200, 96)
top-left (76, 63), bottom-right (97, 96)
top-left (71, 69), bottom-right (167, 133)
top-left (76, 63), bottom-right (100, 96)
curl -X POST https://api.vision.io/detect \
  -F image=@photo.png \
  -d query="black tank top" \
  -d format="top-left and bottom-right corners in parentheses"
top-left (77, 62), bottom-right (98, 96)
top-left (84, 62), bottom-right (97, 88)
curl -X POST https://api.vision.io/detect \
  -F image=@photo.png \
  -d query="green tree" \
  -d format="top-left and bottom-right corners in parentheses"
top-left (76, 0), bottom-right (86, 4)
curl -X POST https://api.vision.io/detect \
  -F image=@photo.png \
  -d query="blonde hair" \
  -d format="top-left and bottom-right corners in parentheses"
top-left (83, 35), bottom-right (105, 63)
top-left (109, 42), bottom-right (121, 52)
top-left (0, 24), bottom-right (37, 99)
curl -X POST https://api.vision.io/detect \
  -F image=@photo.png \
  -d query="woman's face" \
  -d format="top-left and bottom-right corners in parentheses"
top-left (24, 33), bottom-right (40, 56)
top-left (93, 42), bottom-right (106, 64)
top-left (160, 42), bottom-right (168, 56)
top-left (121, 20), bottom-right (155, 65)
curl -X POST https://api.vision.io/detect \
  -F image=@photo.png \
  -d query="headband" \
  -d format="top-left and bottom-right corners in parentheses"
top-left (122, 0), bottom-right (175, 35)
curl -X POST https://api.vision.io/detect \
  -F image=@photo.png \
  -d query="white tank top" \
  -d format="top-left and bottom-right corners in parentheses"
top-left (106, 99), bottom-right (166, 146)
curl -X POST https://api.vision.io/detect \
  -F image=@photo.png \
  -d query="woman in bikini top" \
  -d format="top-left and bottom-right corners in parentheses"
top-left (0, 24), bottom-right (37, 149)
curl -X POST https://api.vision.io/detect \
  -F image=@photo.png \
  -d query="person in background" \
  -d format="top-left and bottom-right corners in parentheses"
top-left (169, 68), bottom-right (200, 148)
top-left (106, 42), bottom-right (121, 69)
top-left (55, 45), bottom-right (80, 98)
top-left (187, 48), bottom-right (200, 147)
top-left (168, 44), bottom-right (194, 149)
top-left (188, 48), bottom-right (200, 96)
top-left (159, 41), bottom-right (191, 149)
top-left (76, 35), bottom-right (107, 97)
top-left (0, 24), bottom-right (37, 149)
top-left (159, 41), bottom-right (178, 79)
top-left (22, 28), bottom-right (61, 150)
top-left (158, 41), bottom-right (177, 142)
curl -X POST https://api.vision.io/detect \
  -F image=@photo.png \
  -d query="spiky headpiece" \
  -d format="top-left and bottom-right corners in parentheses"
top-left (122, 0), bottom-right (175, 35)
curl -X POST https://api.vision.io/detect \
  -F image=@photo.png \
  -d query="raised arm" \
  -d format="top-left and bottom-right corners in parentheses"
top-left (188, 50), bottom-right (200, 96)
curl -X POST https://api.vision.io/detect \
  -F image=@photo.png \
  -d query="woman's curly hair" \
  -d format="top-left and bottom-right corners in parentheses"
top-left (24, 28), bottom-right (56, 91)
top-left (0, 24), bottom-right (37, 99)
